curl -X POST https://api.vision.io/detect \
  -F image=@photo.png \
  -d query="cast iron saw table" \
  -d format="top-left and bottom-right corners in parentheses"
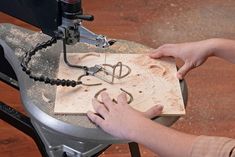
top-left (0, 24), bottom-right (188, 157)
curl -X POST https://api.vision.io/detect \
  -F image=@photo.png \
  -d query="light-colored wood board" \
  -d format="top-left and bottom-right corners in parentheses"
top-left (54, 53), bottom-right (185, 115)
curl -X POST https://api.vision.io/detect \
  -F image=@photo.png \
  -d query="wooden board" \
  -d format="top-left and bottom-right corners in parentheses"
top-left (54, 53), bottom-right (185, 115)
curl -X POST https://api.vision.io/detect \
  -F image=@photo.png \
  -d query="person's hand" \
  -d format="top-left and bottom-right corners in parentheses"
top-left (149, 40), bottom-right (214, 79)
top-left (87, 92), bottom-right (163, 140)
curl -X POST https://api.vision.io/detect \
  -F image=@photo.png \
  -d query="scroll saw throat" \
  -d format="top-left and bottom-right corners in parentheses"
top-left (56, 0), bottom-right (115, 48)
top-left (19, 0), bottom-right (118, 87)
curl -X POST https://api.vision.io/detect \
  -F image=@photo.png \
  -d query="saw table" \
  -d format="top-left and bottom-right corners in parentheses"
top-left (0, 24), bottom-right (188, 157)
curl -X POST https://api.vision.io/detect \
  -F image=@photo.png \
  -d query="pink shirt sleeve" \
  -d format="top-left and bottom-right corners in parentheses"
top-left (190, 136), bottom-right (235, 157)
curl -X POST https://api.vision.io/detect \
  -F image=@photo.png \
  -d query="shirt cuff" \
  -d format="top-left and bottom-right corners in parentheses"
top-left (190, 135), bottom-right (235, 157)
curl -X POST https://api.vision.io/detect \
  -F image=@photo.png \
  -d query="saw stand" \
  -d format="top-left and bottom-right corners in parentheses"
top-left (0, 24), bottom-right (188, 157)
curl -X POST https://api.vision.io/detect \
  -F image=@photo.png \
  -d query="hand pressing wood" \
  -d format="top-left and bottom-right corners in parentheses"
top-left (54, 52), bottom-right (185, 116)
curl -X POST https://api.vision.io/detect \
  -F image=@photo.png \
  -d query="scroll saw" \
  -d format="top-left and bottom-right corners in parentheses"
top-left (0, 0), bottom-right (188, 156)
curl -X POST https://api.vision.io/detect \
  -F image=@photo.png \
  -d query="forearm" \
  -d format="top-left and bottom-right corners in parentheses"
top-left (209, 38), bottom-right (235, 63)
top-left (129, 118), bottom-right (197, 157)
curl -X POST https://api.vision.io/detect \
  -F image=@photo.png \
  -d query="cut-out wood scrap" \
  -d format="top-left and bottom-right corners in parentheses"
top-left (54, 52), bottom-right (185, 116)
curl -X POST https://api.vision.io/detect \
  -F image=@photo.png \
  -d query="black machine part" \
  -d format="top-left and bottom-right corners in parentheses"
top-left (0, 0), bottom-right (114, 88)
top-left (0, 0), bottom-right (93, 40)
top-left (0, 0), bottom-right (59, 37)
top-left (0, 0), bottom-right (112, 49)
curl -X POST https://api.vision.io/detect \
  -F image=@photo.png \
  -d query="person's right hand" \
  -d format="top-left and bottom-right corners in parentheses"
top-left (149, 39), bottom-right (214, 79)
top-left (87, 92), bottom-right (163, 140)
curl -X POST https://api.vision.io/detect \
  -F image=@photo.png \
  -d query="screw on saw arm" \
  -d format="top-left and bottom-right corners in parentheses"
top-left (77, 14), bottom-right (94, 21)
top-left (108, 40), bottom-right (116, 46)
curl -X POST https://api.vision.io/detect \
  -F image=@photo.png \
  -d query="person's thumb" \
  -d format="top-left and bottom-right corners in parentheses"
top-left (144, 105), bottom-right (163, 119)
top-left (177, 62), bottom-right (193, 80)
top-left (149, 50), bottom-right (164, 59)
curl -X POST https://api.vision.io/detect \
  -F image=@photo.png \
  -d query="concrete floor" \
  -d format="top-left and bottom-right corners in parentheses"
top-left (1, 0), bottom-right (235, 156)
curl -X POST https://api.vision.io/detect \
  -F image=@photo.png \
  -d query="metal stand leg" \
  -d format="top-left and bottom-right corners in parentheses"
top-left (0, 101), bottom-right (49, 157)
top-left (0, 101), bottom-right (112, 157)
top-left (0, 45), bottom-right (19, 89)
top-left (1, 42), bottom-right (142, 156)
top-left (0, 100), bottom-right (142, 157)
top-left (128, 142), bottom-right (141, 157)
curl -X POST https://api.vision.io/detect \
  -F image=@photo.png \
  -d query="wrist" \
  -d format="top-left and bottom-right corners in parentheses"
top-left (205, 38), bottom-right (224, 57)
top-left (126, 117), bottom-right (150, 141)
top-left (204, 38), bottom-right (219, 57)
top-left (127, 117), bottom-right (159, 143)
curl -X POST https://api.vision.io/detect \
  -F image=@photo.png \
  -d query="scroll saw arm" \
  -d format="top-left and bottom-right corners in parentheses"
top-left (0, 0), bottom-right (112, 47)
top-left (0, 0), bottom-right (118, 87)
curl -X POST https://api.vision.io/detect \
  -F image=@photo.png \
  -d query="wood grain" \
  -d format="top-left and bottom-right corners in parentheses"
top-left (55, 53), bottom-right (185, 115)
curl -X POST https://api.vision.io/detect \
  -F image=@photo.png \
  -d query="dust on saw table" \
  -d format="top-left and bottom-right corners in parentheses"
top-left (0, 24), bottom-right (185, 130)
top-left (54, 52), bottom-right (185, 115)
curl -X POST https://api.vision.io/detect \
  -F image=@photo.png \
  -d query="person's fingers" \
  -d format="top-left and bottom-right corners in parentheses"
top-left (144, 105), bottom-right (163, 119)
top-left (149, 49), bottom-right (165, 59)
top-left (87, 111), bottom-right (104, 127)
top-left (117, 92), bottom-right (128, 105)
top-left (177, 62), bottom-right (193, 80)
top-left (149, 44), bottom-right (176, 59)
top-left (101, 92), bottom-right (114, 109)
top-left (92, 98), bottom-right (109, 118)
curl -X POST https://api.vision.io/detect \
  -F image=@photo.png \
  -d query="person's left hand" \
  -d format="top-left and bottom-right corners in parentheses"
top-left (87, 92), bottom-right (163, 140)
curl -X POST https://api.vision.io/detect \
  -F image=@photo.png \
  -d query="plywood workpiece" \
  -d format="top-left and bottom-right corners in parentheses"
top-left (54, 52), bottom-right (185, 116)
